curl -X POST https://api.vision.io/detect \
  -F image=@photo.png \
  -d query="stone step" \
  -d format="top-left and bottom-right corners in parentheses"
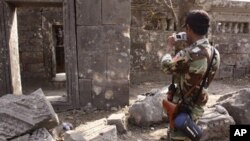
top-left (64, 118), bottom-right (117, 141)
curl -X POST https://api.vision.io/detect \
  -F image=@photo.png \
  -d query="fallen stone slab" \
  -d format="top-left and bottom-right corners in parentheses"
top-left (128, 87), bottom-right (168, 126)
top-left (64, 118), bottom-right (117, 141)
top-left (10, 128), bottom-right (55, 141)
top-left (217, 88), bottom-right (250, 124)
top-left (107, 113), bottom-right (127, 134)
top-left (197, 105), bottom-right (235, 141)
top-left (0, 89), bottom-right (59, 140)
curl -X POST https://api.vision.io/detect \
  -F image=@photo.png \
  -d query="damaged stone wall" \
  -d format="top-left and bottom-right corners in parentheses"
top-left (130, 0), bottom-right (175, 84)
top-left (17, 7), bottom-right (62, 80)
top-left (210, 1), bottom-right (250, 79)
top-left (76, 0), bottom-right (131, 109)
top-left (130, 0), bottom-right (250, 84)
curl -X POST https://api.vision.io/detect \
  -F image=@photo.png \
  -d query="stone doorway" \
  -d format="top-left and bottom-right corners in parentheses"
top-left (1, 0), bottom-right (78, 111)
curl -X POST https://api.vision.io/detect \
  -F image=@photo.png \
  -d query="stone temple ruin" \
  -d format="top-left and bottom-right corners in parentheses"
top-left (0, 0), bottom-right (250, 112)
top-left (0, 0), bottom-right (250, 141)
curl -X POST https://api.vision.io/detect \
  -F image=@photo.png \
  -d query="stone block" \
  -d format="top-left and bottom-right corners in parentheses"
top-left (107, 113), bottom-right (127, 133)
top-left (197, 105), bottom-right (235, 141)
top-left (107, 53), bottom-right (129, 80)
top-left (77, 26), bottom-right (105, 53)
top-left (10, 134), bottom-right (30, 141)
top-left (76, 0), bottom-right (101, 25)
top-left (20, 51), bottom-right (44, 64)
top-left (92, 79), bottom-right (129, 110)
top-left (102, 0), bottom-right (131, 25)
top-left (10, 128), bottom-right (55, 141)
top-left (219, 65), bottom-right (234, 78)
top-left (103, 25), bottom-right (130, 54)
top-left (29, 128), bottom-right (55, 141)
top-left (131, 10), bottom-right (143, 27)
top-left (64, 118), bottom-right (117, 141)
top-left (78, 53), bottom-right (106, 79)
top-left (128, 87), bottom-right (167, 126)
top-left (0, 89), bottom-right (59, 140)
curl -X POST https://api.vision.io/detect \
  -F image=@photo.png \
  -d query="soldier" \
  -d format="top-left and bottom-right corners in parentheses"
top-left (161, 10), bottom-right (220, 141)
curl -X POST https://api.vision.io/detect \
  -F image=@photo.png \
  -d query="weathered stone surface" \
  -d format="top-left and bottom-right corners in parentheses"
top-left (107, 113), bottom-right (128, 134)
top-left (107, 53), bottom-right (129, 80)
top-left (0, 89), bottom-right (59, 140)
top-left (92, 79), bottom-right (129, 110)
top-left (76, 0), bottom-right (101, 25)
top-left (64, 118), bottom-right (117, 141)
top-left (78, 52), bottom-right (106, 79)
top-left (197, 105), bottom-right (235, 141)
top-left (128, 87), bottom-right (168, 126)
top-left (77, 26), bottom-right (104, 53)
top-left (29, 128), bottom-right (55, 141)
top-left (102, 0), bottom-right (131, 25)
top-left (10, 134), bottom-right (30, 141)
top-left (217, 88), bottom-right (250, 124)
top-left (79, 79), bottom-right (92, 107)
top-left (103, 25), bottom-right (130, 54)
top-left (11, 128), bottom-right (55, 141)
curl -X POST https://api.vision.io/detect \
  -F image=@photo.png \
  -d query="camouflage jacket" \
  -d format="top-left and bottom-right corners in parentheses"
top-left (161, 38), bottom-right (220, 106)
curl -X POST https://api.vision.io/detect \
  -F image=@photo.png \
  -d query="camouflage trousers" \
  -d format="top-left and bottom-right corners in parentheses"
top-left (166, 105), bottom-right (204, 141)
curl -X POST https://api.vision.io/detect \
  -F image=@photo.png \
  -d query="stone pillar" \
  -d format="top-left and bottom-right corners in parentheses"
top-left (76, 0), bottom-right (131, 109)
top-left (239, 23), bottom-right (244, 33)
top-left (234, 23), bottom-right (239, 34)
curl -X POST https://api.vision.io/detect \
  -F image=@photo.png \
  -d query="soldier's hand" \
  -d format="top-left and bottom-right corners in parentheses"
top-left (166, 36), bottom-right (175, 52)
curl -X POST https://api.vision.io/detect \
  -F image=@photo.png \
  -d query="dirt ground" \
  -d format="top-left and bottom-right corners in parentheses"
top-left (57, 77), bottom-right (250, 141)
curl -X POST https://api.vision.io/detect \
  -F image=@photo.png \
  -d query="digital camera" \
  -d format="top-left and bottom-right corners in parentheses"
top-left (173, 32), bottom-right (187, 41)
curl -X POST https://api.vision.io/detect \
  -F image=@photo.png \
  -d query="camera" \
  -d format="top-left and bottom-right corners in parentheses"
top-left (173, 32), bottom-right (187, 41)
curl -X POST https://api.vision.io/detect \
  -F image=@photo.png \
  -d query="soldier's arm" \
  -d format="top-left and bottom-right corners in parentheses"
top-left (160, 50), bottom-right (190, 74)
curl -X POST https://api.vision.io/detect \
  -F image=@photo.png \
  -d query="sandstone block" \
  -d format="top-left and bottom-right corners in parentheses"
top-left (0, 89), bottom-right (59, 140)
top-left (107, 113), bottom-right (128, 134)
top-left (64, 118), bottom-right (117, 141)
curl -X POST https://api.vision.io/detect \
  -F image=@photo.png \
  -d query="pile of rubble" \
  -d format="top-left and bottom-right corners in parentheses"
top-left (0, 89), bottom-right (128, 141)
top-left (1, 87), bottom-right (250, 141)
top-left (128, 87), bottom-right (250, 141)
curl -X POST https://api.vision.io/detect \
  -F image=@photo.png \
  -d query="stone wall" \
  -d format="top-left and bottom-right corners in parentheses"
top-left (130, 0), bottom-right (175, 84)
top-left (209, 2), bottom-right (250, 79)
top-left (17, 7), bottom-right (62, 80)
top-left (0, 4), bottom-right (6, 96)
top-left (76, 0), bottom-right (131, 109)
top-left (130, 0), bottom-right (250, 84)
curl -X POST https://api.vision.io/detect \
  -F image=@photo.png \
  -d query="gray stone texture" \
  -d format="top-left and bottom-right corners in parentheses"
top-left (130, 1), bottom-right (250, 83)
top-left (92, 79), bottom-right (129, 109)
top-left (78, 52), bottom-right (106, 80)
top-left (128, 87), bottom-right (168, 126)
top-left (79, 79), bottom-right (92, 107)
top-left (64, 118), bottom-right (117, 141)
top-left (107, 113), bottom-right (128, 134)
top-left (103, 25), bottom-right (130, 54)
top-left (0, 3), bottom-right (6, 96)
top-left (197, 105), bottom-right (235, 141)
top-left (217, 88), bottom-right (250, 124)
top-left (11, 128), bottom-right (55, 141)
top-left (107, 53), bottom-right (129, 80)
top-left (0, 89), bottom-right (59, 140)
top-left (102, 0), bottom-right (131, 25)
top-left (77, 26), bottom-right (104, 53)
top-left (76, 0), bottom-right (101, 26)
top-left (17, 7), bottom-right (62, 79)
top-left (29, 128), bottom-right (55, 141)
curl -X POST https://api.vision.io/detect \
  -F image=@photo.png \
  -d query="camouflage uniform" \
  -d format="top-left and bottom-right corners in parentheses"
top-left (161, 38), bottom-right (220, 141)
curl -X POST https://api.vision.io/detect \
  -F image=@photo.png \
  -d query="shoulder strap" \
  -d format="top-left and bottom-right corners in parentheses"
top-left (193, 47), bottom-right (216, 103)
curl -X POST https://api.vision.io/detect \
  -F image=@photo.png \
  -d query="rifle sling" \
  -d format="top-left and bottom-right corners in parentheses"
top-left (180, 46), bottom-right (216, 104)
